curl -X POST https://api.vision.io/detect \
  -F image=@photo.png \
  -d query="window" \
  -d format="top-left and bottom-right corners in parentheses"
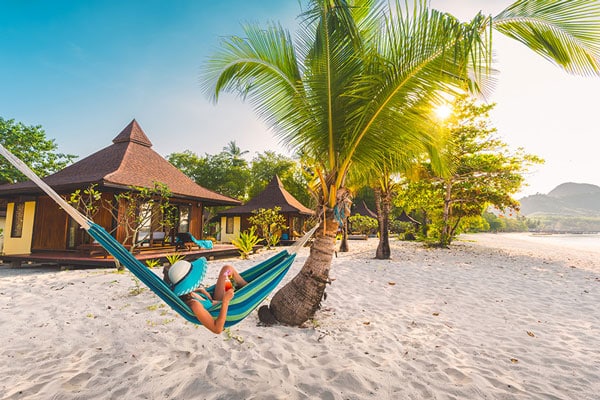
top-left (178, 206), bottom-right (190, 233)
top-left (11, 202), bottom-right (25, 238)
top-left (67, 217), bottom-right (78, 249)
top-left (226, 217), bottom-right (234, 234)
top-left (136, 202), bottom-right (152, 243)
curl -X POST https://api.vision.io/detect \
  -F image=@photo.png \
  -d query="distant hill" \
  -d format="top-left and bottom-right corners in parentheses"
top-left (518, 182), bottom-right (600, 232)
top-left (519, 182), bottom-right (600, 216)
top-left (547, 182), bottom-right (600, 198)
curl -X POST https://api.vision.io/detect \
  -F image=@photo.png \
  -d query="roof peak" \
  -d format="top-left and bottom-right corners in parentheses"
top-left (268, 175), bottom-right (283, 187)
top-left (112, 119), bottom-right (153, 147)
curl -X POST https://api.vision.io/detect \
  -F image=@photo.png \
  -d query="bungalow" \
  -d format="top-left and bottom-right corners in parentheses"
top-left (0, 119), bottom-right (240, 256)
top-left (218, 175), bottom-right (314, 243)
top-left (0, 199), bottom-right (6, 252)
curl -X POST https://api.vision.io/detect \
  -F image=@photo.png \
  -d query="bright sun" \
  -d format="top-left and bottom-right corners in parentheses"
top-left (434, 104), bottom-right (452, 120)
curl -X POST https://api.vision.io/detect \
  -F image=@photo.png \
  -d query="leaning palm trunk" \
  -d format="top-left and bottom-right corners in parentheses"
top-left (268, 214), bottom-right (338, 325)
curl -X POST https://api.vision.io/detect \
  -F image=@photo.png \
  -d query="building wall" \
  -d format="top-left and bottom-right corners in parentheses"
top-left (189, 203), bottom-right (203, 239)
top-left (31, 196), bottom-right (68, 251)
top-left (3, 201), bottom-right (36, 255)
top-left (219, 215), bottom-right (241, 243)
top-left (218, 213), bottom-right (312, 243)
top-left (0, 216), bottom-right (5, 253)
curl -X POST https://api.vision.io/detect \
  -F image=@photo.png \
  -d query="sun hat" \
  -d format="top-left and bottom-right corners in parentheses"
top-left (168, 258), bottom-right (208, 296)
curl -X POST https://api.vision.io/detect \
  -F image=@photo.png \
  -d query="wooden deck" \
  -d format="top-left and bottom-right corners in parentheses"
top-left (0, 244), bottom-right (243, 268)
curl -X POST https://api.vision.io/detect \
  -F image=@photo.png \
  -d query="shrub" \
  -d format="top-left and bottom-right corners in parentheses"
top-left (232, 226), bottom-right (261, 259)
top-left (248, 207), bottom-right (287, 249)
top-left (166, 253), bottom-right (185, 265)
top-left (145, 259), bottom-right (161, 268)
top-left (348, 214), bottom-right (378, 235)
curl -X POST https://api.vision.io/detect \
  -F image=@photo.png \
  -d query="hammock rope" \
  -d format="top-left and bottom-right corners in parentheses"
top-left (0, 143), bottom-right (317, 327)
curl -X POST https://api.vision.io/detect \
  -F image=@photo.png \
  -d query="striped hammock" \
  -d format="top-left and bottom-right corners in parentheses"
top-left (0, 143), bottom-right (316, 328)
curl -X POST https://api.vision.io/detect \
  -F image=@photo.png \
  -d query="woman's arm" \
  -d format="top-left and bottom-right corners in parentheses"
top-left (188, 289), bottom-right (234, 334)
top-left (196, 286), bottom-right (213, 301)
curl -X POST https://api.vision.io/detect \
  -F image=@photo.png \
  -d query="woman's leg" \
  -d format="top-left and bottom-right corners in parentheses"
top-left (213, 265), bottom-right (248, 300)
top-left (229, 266), bottom-right (248, 288)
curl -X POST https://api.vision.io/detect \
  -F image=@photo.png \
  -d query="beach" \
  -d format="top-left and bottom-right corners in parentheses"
top-left (1, 233), bottom-right (598, 399)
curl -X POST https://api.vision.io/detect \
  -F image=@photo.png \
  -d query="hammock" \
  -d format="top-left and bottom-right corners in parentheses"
top-left (0, 143), bottom-right (317, 328)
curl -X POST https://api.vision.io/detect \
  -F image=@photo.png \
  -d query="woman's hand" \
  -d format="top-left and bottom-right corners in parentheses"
top-left (223, 288), bottom-right (234, 303)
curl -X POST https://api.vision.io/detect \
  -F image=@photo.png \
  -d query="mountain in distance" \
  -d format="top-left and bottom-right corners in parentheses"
top-left (518, 182), bottom-right (600, 216)
top-left (517, 183), bottom-right (600, 232)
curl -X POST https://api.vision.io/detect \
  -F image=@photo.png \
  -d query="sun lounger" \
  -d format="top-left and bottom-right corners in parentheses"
top-left (175, 232), bottom-right (214, 250)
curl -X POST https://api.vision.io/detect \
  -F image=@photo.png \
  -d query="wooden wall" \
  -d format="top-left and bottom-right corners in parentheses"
top-left (189, 203), bottom-right (203, 239)
top-left (31, 196), bottom-right (68, 250)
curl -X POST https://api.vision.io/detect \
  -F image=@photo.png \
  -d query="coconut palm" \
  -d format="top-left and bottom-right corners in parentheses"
top-left (352, 148), bottom-right (440, 259)
top-left (201, 0), bottom-right (600, 325)
top-left (222, 140), bottom-right (249, 167)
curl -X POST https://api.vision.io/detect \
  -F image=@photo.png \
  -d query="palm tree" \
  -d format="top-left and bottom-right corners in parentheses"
top-left (201, 0), bottom-right (600, 325)
top-left (222, 140), bottom-right (249, 167)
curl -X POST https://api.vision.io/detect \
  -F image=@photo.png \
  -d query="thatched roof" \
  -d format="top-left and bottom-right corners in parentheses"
top-left (0, 119), bottom-right (240, 206)
top-left (219, 175), bottom-right (314, 216)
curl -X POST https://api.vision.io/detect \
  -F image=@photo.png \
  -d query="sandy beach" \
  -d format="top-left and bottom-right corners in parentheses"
top-left (1, 233), bottom-right (598, 399)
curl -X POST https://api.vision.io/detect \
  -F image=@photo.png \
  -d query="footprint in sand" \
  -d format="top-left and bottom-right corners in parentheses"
top-left (444, 367), bottom-right (473, 385)
top-left (63, 372), bottom-right (92, 389)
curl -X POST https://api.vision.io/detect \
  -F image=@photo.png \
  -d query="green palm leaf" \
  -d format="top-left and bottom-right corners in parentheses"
top-left (493, 0), bottom-right (600, 76)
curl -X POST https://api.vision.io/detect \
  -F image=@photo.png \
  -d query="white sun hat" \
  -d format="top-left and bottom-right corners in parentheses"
top-left (168, 258), bottom-right (208, 296)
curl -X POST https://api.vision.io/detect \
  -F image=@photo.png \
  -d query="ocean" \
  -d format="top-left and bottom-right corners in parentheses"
top-left (527, 233), bottom-right (600, 253)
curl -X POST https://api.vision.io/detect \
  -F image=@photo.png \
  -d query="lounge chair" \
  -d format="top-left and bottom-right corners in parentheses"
top-left (138, 231), bottom-right (166, 246)
top-left (175, 232), bottom-right (214, 250)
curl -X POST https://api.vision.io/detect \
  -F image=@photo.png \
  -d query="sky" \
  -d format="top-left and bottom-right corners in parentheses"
top-left (1, 0), bottom-right (599, 198)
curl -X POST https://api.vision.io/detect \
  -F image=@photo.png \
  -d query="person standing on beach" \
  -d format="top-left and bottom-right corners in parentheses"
top-left (164, 260), bottom-right (247, 334)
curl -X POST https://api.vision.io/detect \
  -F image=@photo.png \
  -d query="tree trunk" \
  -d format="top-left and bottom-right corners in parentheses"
top-left (339, 217), bottom-right (349, 252)
top-left (267, 214), bottom-right (338, 326)
top-left (374, 187), bottom-right (391, 259)
top-left (440, 180), bottom-right (453, 247)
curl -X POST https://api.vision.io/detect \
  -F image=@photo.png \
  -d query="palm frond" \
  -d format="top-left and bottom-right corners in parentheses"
top-left (339, 0), bottom-right (493, 182)
top-left (199, 22), bottom-right (304, 135)
top-left (493, 0), bottom-right (600, 76)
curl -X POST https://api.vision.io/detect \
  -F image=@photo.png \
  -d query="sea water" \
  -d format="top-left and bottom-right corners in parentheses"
top-left (527, 233), bottom-right (600, 253)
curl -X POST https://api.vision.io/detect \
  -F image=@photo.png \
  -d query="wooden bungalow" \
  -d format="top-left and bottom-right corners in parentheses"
top-left (0, 119), bottom-right (240, 258)
top-left (218, 175), bottom-right (314, 243)
top-left (0, 199), bottom-right (6, 252)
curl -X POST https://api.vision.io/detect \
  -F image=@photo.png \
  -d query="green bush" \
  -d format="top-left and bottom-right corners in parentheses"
top-left (248, 207), bottom-right (287, 249)
top-left (166, 253), bottom-right (185, 265)
top-left (348, 214), bottom-right (378, 235)
top-left (145, 259), bottom-right (161, 268)
top-left (232, 226), bottom-right (261, 259)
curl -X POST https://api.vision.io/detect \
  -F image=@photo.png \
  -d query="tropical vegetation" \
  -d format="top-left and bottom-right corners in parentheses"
top-left (396, 95), bottom-right (543, 246)
top-left (0, 117), bottom-right (76, 184)
top-left (69, 182), bottom-right (178, 268)
top-left (248, 207), bottom-right (288, 249)
top-left (167, 145), bottom-right (311, 204)
top-left (200, 0), bottom-right (600, 326)
top-left (231, 226), bottom-right (261, 259)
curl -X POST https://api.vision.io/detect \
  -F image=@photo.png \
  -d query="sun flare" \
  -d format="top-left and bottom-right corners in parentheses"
top-left (434, 104), bottom-right (452, 120)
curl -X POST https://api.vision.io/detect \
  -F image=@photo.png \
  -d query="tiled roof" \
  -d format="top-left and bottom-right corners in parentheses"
top-left (0, 119), bottom-right (240, 206)
top-left (219, 175), bottom-right (314, 216)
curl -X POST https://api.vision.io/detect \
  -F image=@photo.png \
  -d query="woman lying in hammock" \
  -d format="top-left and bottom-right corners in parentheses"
top-left (164, 260), bottom-right (247, 334)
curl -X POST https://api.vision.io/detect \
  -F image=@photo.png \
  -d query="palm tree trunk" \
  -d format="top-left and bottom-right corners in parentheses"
top-left (339, 217), bottom-right (349, 252)
top-left (374, 187), bottom-right (391, 259)
top-left (267, 214), bottom-right (337, 326)
top-left (440, 180), bottom-right (453, 247)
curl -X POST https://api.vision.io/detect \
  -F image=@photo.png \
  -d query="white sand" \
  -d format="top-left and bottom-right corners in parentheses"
top-left (1, 233), bottom-right (599, 399)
